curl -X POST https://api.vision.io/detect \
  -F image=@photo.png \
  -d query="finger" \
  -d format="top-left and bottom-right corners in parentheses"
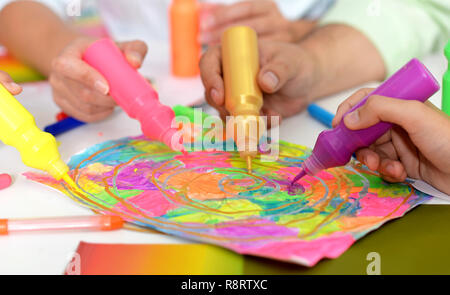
top-left (389, 126), bottom-right (421, 179)
top-left (332, 88), bottom-right (374, 127)
top-left (0, 72), bottom-right (22, 94)
top-left (117, 40), bottom-right (148, 68)
top-left (343, 95), bottom-right (430, 135)
top-left (50, 76), bottom-right (114, 119)
top-left (200, 46), bottom-right (225, 108)
top-left (200, 3), bottom-right (224, 31)
top-left (52, 55), bottom-right (109, 95)
top-left (58, 75), bottom-right (116, 108)
top-left (355, 148), bottom-right (380, 171)
top-left (200, 15), bottom-right (281, 44)
top-left (261, 107), bottom-right (282, 129)
top-left (53, 90), bottom-right (114, 123)
top-left (378, 158), bottom-right (407, 183)
top-left (205, 1), bottom-right (274, 30)
top-left (263, 93), bottom-right (308, 118)
top-left (258, 51), bottom-right (300, 94)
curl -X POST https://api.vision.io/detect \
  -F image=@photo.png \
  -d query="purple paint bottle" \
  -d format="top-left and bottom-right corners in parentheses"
top-left (293, 59), bottom-right (440, 183)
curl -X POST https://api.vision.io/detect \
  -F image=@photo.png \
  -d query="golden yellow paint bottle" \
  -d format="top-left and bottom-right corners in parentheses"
top-left (0, 83), bottom-right (74, 185)
top-left (221, 26), bottom-right (265, 173)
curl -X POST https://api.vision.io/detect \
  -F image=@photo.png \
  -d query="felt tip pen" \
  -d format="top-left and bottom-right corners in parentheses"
top-left (292, 58), bottom-right (440, 184)
top-left (0, 215), bottom-right (124, 235)
top-left (307, 104), bottom-right (334, 129)
top-left (44, 117), bottom-right (86, 137)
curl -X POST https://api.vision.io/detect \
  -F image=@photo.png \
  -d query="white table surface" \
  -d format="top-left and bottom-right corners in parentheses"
top-left (0, 51), bottom-right (447, 274)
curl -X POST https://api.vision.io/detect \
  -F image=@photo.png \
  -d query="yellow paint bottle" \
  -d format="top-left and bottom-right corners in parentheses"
top-left (0, 83), bottom-right (74, 185)
top-left (221, 26), bottom-right (265, 173)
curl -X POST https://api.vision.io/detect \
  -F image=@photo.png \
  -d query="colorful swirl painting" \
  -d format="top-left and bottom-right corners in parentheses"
top-left (25, 136), bottom-right (431, 266)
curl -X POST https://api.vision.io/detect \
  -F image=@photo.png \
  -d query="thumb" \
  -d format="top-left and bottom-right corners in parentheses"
top-left (343, 95), bottom-right (427, 134)
top-left (258, 55), bottom-right (298, 94)
top-left (117, 40), bottom-right (148, 68)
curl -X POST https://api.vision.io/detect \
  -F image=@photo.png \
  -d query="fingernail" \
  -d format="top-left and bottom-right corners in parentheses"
top-left (127, 52), bottom-right (142, 65)
top-left (261, 72), bottom-right (279, 90)
top-left (6, 82), bottom-right (21, 91)
top-left (94, 80), bottom-right (109, 95)
top-left (386, 164), bottom-right (395, 174)
top-left (346, 110), bottom-right (360, 125)
top-left (211, 88), bottom-right (221, 105)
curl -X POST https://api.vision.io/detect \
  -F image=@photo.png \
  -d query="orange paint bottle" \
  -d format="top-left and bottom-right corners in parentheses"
top-left (170, 0), bottom-right (201, 77)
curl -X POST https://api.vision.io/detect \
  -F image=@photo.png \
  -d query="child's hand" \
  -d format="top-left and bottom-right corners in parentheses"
top-left (0, 70), bottom-right (22, 95)
top-left (200, 40), bottom-right (318, 124)
top-left (333, 88), bottom-right (450, 195)
top-left (200, 0), bottom-right (301, 45)
top-left (49, 37), bottom-right (148, 122)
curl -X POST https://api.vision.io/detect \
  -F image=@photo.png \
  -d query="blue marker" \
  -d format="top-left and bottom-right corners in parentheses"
top-left (307, 104), bottom-right (334, 129)
top-left (44, 117), bottom-right (86, 136)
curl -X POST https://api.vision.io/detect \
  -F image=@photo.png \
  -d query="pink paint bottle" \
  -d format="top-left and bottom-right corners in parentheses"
top-left (83, 39), bottom-right (182, 150)
top-left (293, 59), bottom-right (440, 183)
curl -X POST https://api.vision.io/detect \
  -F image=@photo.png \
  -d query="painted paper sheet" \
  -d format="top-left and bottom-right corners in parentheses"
top-left (26, 136), bottom-right (431, 266)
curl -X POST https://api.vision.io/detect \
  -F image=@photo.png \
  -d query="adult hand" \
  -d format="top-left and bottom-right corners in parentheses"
top-left (200, 40), bottom-right (319, 126)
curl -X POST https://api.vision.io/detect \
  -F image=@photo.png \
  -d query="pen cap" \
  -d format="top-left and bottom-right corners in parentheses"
top-left (303, 58), bottom-right (440, 175)
top-left (83, 39), bottom-right (182, 150)
top-left (0, 84), bottom-right (68, 179)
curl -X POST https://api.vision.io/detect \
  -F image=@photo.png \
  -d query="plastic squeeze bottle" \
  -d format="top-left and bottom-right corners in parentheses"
top-left (0, 83), bottom-right (75, 186)
top-left (83, 39), bottom-right (182, 151)
top-left (221, 26), bottom-right (265, 173)
top-left (170, 0), bottom-right (201, 77)
top-left (292, 58), bottom-right (440, 183)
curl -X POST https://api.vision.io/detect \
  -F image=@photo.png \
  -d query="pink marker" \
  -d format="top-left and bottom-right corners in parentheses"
top-left (292, 59), bottom-right (440, 184)
top-left (0, 215), bottom-right (124, 235)
top-left (0, 173), bottom-right (12, 190)
top-left (83, 39), bottom-right (183, 150)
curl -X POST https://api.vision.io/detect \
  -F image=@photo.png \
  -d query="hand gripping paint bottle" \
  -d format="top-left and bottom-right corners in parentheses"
top-left (0, 84), bottom-right (74, 185)
top-left (170, 0), bottom-right (201, 77)
top-left (83, 39), bottom-right (182, 151)
top-left (293, 59), bottom-right (440, 182)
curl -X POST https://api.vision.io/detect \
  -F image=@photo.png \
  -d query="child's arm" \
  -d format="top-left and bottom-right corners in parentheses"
top-left (199, 0), bottom-right (316, 45)
top-left (0, 1), bottom-right (148, 122)
top-left (334, 89), bottom-right (450, 195)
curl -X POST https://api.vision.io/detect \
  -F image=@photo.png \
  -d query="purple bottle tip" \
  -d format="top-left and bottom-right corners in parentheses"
top-left (291, 169), bottom-right (306, 186)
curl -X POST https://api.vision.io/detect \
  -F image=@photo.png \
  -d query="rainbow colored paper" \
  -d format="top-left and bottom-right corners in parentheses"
top-left (66, 242), bottom-right (243, 275)
top-left (26, 136), bottom-right (430, 266)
